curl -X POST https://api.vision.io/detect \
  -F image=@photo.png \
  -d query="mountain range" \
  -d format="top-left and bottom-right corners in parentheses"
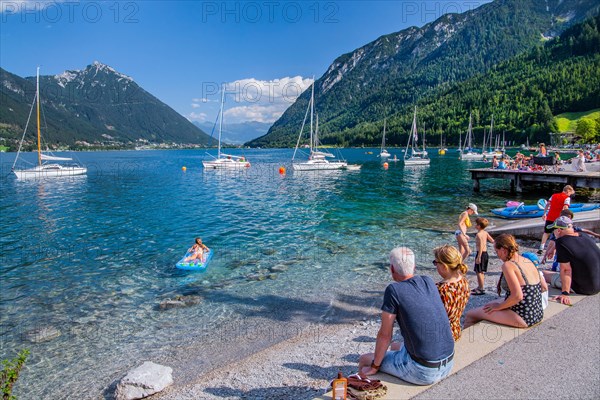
top-left (0, 62), bottom-right (215, 150)
top-left (248, 0), bottom-right (600, 147)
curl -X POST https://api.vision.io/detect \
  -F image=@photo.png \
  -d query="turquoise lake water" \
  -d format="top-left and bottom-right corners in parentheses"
top-left (0, 148), bottom-right (591, 398)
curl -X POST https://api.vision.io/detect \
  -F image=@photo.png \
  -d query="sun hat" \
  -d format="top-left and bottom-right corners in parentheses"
top-left (467, 203), bottom-right (478, 215)
top-left (546, 216), bottom-right (573, 230)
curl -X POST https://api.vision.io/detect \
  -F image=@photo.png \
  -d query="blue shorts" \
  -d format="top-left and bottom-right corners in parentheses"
top-left (380, 345), bottom-right (454, 386)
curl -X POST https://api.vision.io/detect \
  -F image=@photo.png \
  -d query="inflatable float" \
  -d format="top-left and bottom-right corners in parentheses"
top-left (491, 201), bottom-right (599, 219)
top-left (176, 249), bottom-right (213, 271)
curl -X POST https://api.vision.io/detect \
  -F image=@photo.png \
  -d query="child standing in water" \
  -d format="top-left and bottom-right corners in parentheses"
top-left (472, 217), bottom-right (494, 295)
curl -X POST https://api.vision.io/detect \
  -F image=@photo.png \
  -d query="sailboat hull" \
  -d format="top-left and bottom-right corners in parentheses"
top-left (460, 152), bottom-right (485, 160)
top-left (291, 161), bottom-right (347, 171)
top-left (202, 159), bottom-right (250, 169)
top-left (404, 158), bottom-right (430, 165)
top-left (13, 164), bottom-right (87, 179)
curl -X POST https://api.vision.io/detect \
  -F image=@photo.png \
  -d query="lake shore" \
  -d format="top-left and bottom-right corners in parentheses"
top-left (153, 239), bottom-right (543, 400)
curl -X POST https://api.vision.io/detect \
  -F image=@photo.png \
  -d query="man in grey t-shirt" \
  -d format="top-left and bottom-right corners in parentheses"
top-left (358, 247), bottom-right (455, 385)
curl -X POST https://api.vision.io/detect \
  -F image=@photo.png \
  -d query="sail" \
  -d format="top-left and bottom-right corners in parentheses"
top-left (41, 154), bottom-right (73, 161)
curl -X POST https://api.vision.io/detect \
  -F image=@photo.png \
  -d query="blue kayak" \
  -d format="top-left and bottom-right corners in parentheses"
top-left (491, 203), bottom-right (600, 219)
top-left (176, 249), bottom-right (213, 271)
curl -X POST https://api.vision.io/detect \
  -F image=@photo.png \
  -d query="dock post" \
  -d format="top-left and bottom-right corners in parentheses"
top-left (510, 179), bottom-right (515, 194)
top-left (473, 178), bottom-right (480, 192)
top-left (515, 174), bottom-right (523, 193)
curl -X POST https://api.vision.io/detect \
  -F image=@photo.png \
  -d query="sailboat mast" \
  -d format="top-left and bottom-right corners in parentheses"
top-left (309, 83), bottom-right (314, 152)
top-left (36, 67), bottom-right (42, 166)
top-left (382, 118), bottom-right (386, 149)
top-left (218, 87), bottom-right (225, 159)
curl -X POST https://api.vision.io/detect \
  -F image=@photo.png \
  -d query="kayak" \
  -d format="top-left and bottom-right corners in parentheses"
top-left (491, 203), bottom-right (600, 219)
top-left (176, 249), bottom-right (213, 271)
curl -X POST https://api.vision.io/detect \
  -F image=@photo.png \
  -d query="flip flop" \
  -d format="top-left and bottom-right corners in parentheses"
top-left (471, 289), bottom-right (485, 295)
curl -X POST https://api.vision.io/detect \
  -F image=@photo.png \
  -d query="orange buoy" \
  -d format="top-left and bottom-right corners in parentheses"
top-left (383, 162), bottom-right (389, 169)
top-left (182, 166), bottom-right (187, 171)
top-left (279, 166), bottom-right (286, 175)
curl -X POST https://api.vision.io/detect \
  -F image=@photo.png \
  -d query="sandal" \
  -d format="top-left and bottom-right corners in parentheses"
top-left (471, 289), bottom-right (485, 295)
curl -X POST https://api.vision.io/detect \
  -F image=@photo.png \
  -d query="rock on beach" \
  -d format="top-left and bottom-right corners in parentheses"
top-left (115, 361), bottom-right (173, 400)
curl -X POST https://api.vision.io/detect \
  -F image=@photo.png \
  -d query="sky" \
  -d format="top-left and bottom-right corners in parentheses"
top-left (1, 0), bottom-right (490, 126)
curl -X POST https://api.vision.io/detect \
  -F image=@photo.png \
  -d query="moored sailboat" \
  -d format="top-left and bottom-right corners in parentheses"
top-left (202, 88), bottom-right (250, 169)
top-left (404, 107), bottom-right (430, 166)
top-left (379, 118), bottom-right (391, 159)
top-left (12, 67), bottom-right (87, 179)
top-left (292, 83), bottom-right (347, 171)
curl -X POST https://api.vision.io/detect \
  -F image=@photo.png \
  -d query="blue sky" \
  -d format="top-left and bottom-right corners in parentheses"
top-left (1, 0), bottom-right (489, 125)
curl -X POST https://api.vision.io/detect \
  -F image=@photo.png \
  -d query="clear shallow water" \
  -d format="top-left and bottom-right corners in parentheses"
top-left (0, 148), bottom-right (590, 398)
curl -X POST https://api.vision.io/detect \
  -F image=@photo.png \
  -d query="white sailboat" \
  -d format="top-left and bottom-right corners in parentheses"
top-left (12, 67), bottom-right (87, 179)
top-left (379, 118), bottom-right (391, 159)
top-left (292, 83), bottom-right (347, 171)
top-left (404, 107), bottom-right (430, 166)
top-left (202, 88), bottom-right (250, 170)
top-left (460, 113), bottom-right (485, 160)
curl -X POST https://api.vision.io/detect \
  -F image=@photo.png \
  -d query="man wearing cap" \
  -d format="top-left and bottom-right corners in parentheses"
top-left (358, 247), bottom-right (455, 385)
top-left (456, 203), bottom-right (478, 260)
top-left (543, 216), bottom-right (600, 305)
top-left (539, 185), bottom-right (575, 254)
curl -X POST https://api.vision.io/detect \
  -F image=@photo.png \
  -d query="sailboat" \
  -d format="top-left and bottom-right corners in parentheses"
top-left (292, 83), bottom-right (347, 171)
top-left (404, 107), bottom-right (430, 166)
top-left (202, 88), bottom-right (250, 169)
top-left (438, 128), bottom-right (447, 155)
top-left (379, 118), bottom-right (391, 159)
top-left (459, 113), bottom-right (485, 160)
top-left (12, 67), bottom-right (87, 179)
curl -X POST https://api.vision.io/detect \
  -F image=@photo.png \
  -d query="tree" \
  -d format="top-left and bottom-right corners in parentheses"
top-left (575, 117), bottom-right (598, 143)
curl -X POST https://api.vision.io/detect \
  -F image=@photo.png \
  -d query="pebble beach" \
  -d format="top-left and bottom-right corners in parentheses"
top-left (154, 239), bottom-right (543, 400)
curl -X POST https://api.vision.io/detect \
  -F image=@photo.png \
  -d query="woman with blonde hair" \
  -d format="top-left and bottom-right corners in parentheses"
top-left (464, 234), bottom-right (544, 329)
top-left (433, 245), bottom-right (470, 341)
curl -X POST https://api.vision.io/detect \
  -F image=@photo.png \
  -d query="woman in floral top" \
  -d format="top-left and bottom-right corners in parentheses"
top-left (433, 245), bottom-right (471, 341)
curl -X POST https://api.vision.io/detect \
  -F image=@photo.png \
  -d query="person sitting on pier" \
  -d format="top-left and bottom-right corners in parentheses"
top-left (491, 155), bottom-right (499, 169)
top-left (464, 234), bottom-right (544, 329)
top-left (537, 143), bottom-right (548, 157)
top-left (542, 216), bottom-right (600, 306)
top-left (358, 247), bottom-right (455, 385)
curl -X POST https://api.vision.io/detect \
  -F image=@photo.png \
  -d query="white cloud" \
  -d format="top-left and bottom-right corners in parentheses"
top-left (224, 104), bottom-right (285, 124)
top-left (189, 76), bottom-right (314, 124)
top-left (225, 76), bottom-right (313, 105)
top-left (187, 112), bottom-right (208, 122)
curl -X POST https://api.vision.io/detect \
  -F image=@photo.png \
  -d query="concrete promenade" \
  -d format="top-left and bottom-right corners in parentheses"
top-left (318, 290), bottom-right (599, 400)
top-left (487, 209), bottom-right (600, 239)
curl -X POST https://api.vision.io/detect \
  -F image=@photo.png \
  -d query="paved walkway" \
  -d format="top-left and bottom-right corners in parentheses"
top-left (415, 294), bottom-right (599, 399)
top-left (318, 290), bottom-right (599, 399)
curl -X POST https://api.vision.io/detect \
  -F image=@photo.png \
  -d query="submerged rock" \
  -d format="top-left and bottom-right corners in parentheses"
top-left (270, 265), bottom-right (288, 273)
top-left (24, 326), bottom-right (61, 343)
top-left (115, 361), bottom-right (173, 400)
top-left (158, 294), bottom-right (202, 310)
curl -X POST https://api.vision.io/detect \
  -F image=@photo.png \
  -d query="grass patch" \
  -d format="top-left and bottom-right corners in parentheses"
top-left (554, 108), bottom-right (600, 132)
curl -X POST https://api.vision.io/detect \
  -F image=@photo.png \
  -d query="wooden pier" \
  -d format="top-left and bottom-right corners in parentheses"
top-left (469, 168), bottom-right (600, 193)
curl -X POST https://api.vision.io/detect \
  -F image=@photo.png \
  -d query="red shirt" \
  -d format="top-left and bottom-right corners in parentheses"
top-left (547, 192), bottom-right (571, 221)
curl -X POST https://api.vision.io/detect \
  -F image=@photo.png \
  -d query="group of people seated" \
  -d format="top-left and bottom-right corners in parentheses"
top-left (488, 144), bottom-right (600, 173)
top-left (357, 205), bottom-right (600, 387)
